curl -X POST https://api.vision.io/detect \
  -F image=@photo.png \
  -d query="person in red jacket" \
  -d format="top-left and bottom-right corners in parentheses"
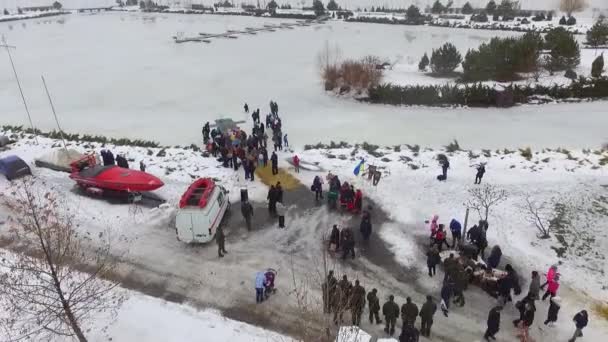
top-left (434, 225), bottom-right (451, 251)
top-left (542, 274), bottom-right (560, 300)
top-left (292, 155), bottom-right (300, 173)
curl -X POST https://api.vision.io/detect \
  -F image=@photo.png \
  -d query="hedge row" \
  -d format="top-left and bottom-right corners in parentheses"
top-left (1, 125), bottom-right (160, 148)
top-left (365, 77), bottom-right (608, 107)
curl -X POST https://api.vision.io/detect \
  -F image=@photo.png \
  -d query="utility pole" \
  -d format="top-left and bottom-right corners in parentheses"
top-left (1, 35), bottom-right (38, 144)
top-left (41, 75), bottom-right (67, 151)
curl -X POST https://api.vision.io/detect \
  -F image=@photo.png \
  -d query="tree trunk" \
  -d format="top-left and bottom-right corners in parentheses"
top-left (484, 207), bottom-right (489, 222)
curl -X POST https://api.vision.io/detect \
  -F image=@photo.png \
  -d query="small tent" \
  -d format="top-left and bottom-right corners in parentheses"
top-left (35, 148), bottom-right (85, 173)
top-left (0, 155), bottom-right (31, 181)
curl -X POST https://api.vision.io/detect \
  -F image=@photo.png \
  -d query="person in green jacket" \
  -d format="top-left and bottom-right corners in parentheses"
top-left (419, 295), bottom-right (437, 337)
top-left (383, 295), bottom-right (400, 336)
top-left (367, 288), bottom-right (382, 324)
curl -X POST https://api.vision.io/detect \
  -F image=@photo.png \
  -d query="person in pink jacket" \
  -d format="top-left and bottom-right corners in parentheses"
top-left (543, 274), bottom-right (560, 300)
top-left (429, 215), bottom-right (439, 239)
top-left (541, 265), bottom-right (558, 289)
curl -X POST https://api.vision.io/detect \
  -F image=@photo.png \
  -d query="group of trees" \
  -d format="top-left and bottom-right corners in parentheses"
top-left (431, 0), bottom-right (453, 14)
top-left (418, 26), bottom-right (588, 82)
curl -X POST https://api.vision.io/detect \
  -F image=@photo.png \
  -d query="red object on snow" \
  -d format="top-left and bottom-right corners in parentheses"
top-left (179, 178), bottom-right (216, 209)
top-left (293, 155), bottom-right (300, 166)
top-left (69, 155), bottom-right (164, 192)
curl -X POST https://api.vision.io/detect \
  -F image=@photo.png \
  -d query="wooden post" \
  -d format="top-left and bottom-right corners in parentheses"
top-left (463, 207), bottom-right (470, 240)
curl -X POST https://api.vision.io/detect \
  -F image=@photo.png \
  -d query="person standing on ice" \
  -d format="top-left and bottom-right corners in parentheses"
top-left (419, 295), bottom-right (437, 338)
top-left (350, 280), bottom-right (366, 326)
top-left (527, 271), bottom-right (541, 301)
top-left (569, 310), bottom-right (588, 342)
top-left (544, 296), bottom-right (561, 326)
top-left (541, 264), bottom-right (558, 290)
top-left (241, 200), bottom-right (253, 231)
top-left (367, 288), bottom-right (382, 325)
top-left (401, 297), bottom-right (419, 327)
top-left (359, 213), bottom-right (372, 242)
top-left (276, 182), bottom-right (283, 203)
top-left (276, 201), bottom-right (286, 228)
top-left (267, 185), bottom-right (277, 216)
top-left (139, 160), bottom-right (146, 172)
top-left (329, 224), bottom-right (340, 252)
top-left (426, 247), bottom-right (440, 277)
top-left (255, 271), bottom-right (266, 303)
top-left (382, 295), bottom-right (400, 336)
top-left (292, 154), bottom-right (300, 173)
top-left (216, 226), bottom-right (227, 258)
top-left (283, 133), bottom-right (288, 150)
top-left (341, 227), bottom-right (355, 259)
top-left (542, 273), bottom-right (560, 301)
top-left (440, 280), bottom-right (453, 317)
top-left (449, 219), bottom-right (462, 248)
top-left (244, 103), bottom-right (249, 114)
top-left (271, 151), bottom-right (278, 175)
top-left (475, 163), bottom-right (486, 184)
top-left (313, 175), bottom-right (323, 201)
top-left (484, 305), bottom-right (502, 341)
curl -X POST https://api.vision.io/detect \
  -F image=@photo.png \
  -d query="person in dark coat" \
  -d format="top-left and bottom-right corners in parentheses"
top-left (466, 224), bottom-right (481, 243)
top-left (341, 228), bottom-right (355, 259)
top-left (528, 271), bottom-right (541, 301)
top-left (329, 224), bottom-right (340, 251)
top-left (271, 151), bottom-right (278, 175)
top-left (441, 159), bottom-right (450, 180)
top-left (100, 150), bottom-right (109, 165)
top-left (244, 103), bottom-right (249, 113)
top-left (261, 148), bottom-right (268, 167)
top-left (519, 301), bottom-right (536, 339)
top-left (360, 214), bottom-right (372, 241)
top-left (334, 275), bottom-right (352, 324)
top-left (544, 296), bottom-right (561, 325)
top-left (513, 294), bottom-right (534, 326)
top-left (241, 200), bottom-right (254, 231)
top-left (367, 288), bottom-right (382, 324)
top-left (313, 175), bottom-right (323, 200)
top-left (419, 295), bottom-right (437, 337)
top-left (487, 245), bottom-right (502, 269)
top-left (426, 247), bottom-right (440, 277)
top-left (216, 226), bottom-right (227, 258)
top-left (322, 271), bottom-right (337, 314)
top-left (401, 297), bottom-right (419, 326)
top-left (350, 280), bottom-right (366, 326)
top-left (440, 281), bottom-right (453, 317)
top-left (475, 164), bottom-right (486, 184)
top-left (116, 154), bottom-right (129, 169)
top-left (139, 160), bottom-right (146, 172)
top-left (476, 229), bottom-right (488, 259)
top-left (452, 267), bottom-right (467, 307)
top-left (484, 305), bottom-right (502, 341)
top-left (383, 295), bottom-right (400, 336)
top-left (569, 310), bottom-right (588, 342)
top-left (275, 182), bottom-right (283, 203)
top-left (267, 185), bottom-right (277, 215)
top-left (399, 323), bottom-right (420, 342)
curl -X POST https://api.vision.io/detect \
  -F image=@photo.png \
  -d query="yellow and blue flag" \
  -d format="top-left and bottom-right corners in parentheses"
top-left (353, 159), bottom-right (365, 176)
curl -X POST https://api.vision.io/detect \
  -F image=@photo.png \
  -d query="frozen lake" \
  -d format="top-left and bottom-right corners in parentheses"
top-left (1, 12), bottom-right (607, 149)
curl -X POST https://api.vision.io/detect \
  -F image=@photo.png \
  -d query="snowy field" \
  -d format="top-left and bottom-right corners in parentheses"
top-left (1, 12), bottom-right (608, 149)
top-left (1, 131), bottom-right (608, 341)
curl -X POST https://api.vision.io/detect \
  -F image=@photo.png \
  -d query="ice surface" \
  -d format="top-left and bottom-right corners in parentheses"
top-left (1, 12), bottom-right (608, 149)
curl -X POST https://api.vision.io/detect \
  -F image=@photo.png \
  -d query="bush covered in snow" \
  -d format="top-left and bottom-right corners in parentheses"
top-left (544, 27), bottom-right (581, 72)
top-left (586, 19), bottom-right (608, 48)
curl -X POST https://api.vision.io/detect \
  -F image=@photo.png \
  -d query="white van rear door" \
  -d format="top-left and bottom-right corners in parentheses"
top-left (175, 212), bottom-right (194, 243)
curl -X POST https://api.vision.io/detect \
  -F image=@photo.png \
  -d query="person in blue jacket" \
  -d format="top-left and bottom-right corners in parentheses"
top-left (255, 272), bottom-right (266, 303)
top-left (449, 219), bottom-right (462, 249)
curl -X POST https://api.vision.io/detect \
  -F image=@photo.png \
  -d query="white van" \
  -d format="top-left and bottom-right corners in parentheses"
top-left (175, 178), bottom-right (230, 243)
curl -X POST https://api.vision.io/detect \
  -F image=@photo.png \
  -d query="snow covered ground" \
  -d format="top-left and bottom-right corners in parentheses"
top-left (1, 12), bottom-right (608, 149)
top-left (0, 9), bottom-right (66, 22)
top-left (1, 131), bottom-right (608, 341)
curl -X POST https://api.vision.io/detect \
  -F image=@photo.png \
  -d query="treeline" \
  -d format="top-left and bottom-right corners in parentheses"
top-left (366, 77), bottom-right (608, 107)
top-left (1, 125), bottom-right (160, 148)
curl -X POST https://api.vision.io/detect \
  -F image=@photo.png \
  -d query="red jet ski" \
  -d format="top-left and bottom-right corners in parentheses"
top-left (69, 155), bottom-right (163, 194)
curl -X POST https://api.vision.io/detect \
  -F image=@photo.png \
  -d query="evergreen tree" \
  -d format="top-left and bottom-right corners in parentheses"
top-left (431, 0), bottom-right (445, 14)
top-left (586, 19), bottom-right (608, 47)
top-left (406, 5), bottom-right (421, 19)
top-left (267, 0), bottom-right (278, 11)
top-left (566, 16), bottom-right (577, 25)
top-left (3, 8), bottom-right (9, 15)
top-left (559, 16), bottom-right (567, 25)
top-left (327, 0), bottom-right (338, 11)
top-left (430, 43), bottom-right (462, 74)
top-left (53, 1), bottom-right (63, 10)
top-left (486, 0), bottom-right (497, 14)
top-left (591, 54), bottom-right (604, 77)
top-left (17, 7), bottom-right (23, 14)
top-left (545, 27), bottom-right (581, 70)
top-left (312, 0), bottom-right (325, 16)
top-left (419, 53), bottom-right (430, 71)
top-left (462, 2), bottom-right (474, 15)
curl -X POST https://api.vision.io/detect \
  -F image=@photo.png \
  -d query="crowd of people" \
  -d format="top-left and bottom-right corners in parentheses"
top-left (202, 100), bottom-right (287, 183)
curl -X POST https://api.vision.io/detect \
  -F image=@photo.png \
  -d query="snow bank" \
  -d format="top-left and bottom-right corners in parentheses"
top-left (336, 326), bottom-right (372, 342)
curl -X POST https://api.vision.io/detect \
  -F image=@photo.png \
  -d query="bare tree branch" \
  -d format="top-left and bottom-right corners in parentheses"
top-left (466, 184), bottom-right (508, 222)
